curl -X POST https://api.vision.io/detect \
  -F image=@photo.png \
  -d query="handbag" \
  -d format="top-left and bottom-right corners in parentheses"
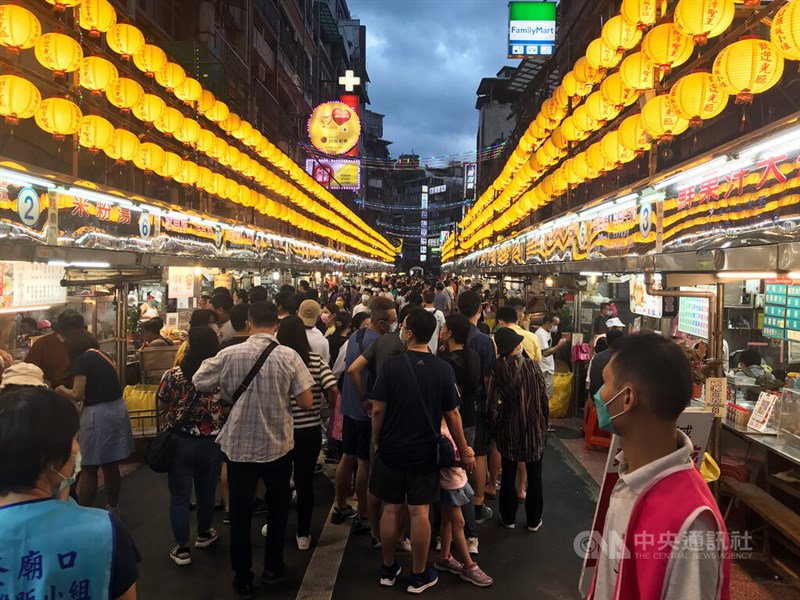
top-left (147, 341), bottom-right (277, 472)
top-left (403, 353), bottom-right (456, 468)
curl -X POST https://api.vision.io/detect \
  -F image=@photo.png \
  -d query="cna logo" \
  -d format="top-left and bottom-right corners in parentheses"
top-left (574, 530), bottom-right (630, 560)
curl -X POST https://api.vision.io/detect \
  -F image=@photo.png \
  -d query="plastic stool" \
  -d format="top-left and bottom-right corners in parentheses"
top-left (584, 398), bottom-right (612, 451)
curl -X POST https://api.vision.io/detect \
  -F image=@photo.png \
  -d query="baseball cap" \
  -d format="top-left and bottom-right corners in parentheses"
top-left (298, 299), bottom-right (322, 327)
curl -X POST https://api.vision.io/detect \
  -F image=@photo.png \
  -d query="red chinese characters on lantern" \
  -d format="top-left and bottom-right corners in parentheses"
top-left (756, 154), bottom-right (787, 189)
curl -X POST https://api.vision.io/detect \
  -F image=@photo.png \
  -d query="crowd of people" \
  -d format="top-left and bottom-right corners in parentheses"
top-left (0, 275), bottom-right (731, 599)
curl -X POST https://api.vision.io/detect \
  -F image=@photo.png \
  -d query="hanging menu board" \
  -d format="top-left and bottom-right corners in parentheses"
top-left (0, 262), bottom-right (67, 309)
top-left (677, 286), bottom-right (714, 339)
top-left (764, 280), bottom-right (800, 340)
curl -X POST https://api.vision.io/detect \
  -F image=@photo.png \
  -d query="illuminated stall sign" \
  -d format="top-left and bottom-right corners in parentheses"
top-left (630, 274), bottom-right (663, 319)
top-left (763, 280), bottom-right (800, 341)
top-left (0, 180), bottom-right (49, 238)
top-left (307, 101), bottom-right (361, 155)
top-left (304, 159), bottom-right (361, 190)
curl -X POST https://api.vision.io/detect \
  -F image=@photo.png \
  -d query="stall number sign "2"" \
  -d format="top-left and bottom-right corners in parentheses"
top-left (17, 187), bottom-right (41, 227)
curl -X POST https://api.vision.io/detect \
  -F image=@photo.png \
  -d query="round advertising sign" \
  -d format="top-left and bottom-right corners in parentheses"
top-left (307, 101), bottom-right (361, 155)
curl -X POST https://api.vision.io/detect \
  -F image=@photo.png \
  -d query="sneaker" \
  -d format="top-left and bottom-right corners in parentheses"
top-left (195, 528), bottom-right (219, 548)
top-left (528, 519), bottom-right (543, 532)
top-left (467, 537), bottom-right (479, 555)
top-left (435, 536), bottom-right (441, 551)
top-left (371, 535), bottom-right (382, 549)
top-left (261, 524), bottom-right (268, 537)
top-left (396, 537), bottom-right (412, 553)
top-left (352, 517), bottom-right (371, 536)
top-left (261, 569), bottom-right (286, 585)
top-left (460, 563), bottom-right (494, 587)
top-left (406, 568), bottom-right (439, 594)
top-left (433, 554), bottom-right (463, 575)
top-left (169, 545), bottom-right (191, 566)
top-left (379, 561), bottom-right (402, 587)
top-left (297, 535), bottom-right (311, 551)
top-left (331, 505), bottom-right (357, 524)
top-left (223, 511), bottom-right (230, 525)
top-left (233, 579), bottom-right (254, 599)
top-left (499, 516), bottom-right (515, 529)
top-left (475, 505), bottom-right (493, 524)
top-left (253, 498), bottom-right (268, 515)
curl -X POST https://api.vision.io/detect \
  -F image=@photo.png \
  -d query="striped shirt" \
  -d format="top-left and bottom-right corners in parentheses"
top-left (193, 333), bottom-right (314, 463)
top-left (292, 352), bottom-right (337, 429)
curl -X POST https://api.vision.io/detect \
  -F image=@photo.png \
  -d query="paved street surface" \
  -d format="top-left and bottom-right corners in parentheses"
top-left (110, 434), bottom-right (598, 599)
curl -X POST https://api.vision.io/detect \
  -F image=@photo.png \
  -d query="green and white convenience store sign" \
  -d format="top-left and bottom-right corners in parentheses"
top-left (508, 1), bottom-right (557, 58)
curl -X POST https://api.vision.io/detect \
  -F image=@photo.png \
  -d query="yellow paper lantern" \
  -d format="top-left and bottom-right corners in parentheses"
top-left (642, 23), bottom-right (695, 74)
top-left (220, 112), bottom-right (242, 135)
top-left (105, 23), bottom-right (144, 60)
top-left (669, 70), bottom-right (728, 127)
top-left (132, 94), bottom-right (166, 124)
top-left (551, 167), bottom-right (569, 195)
top-left (155, 62), bottom-right (186, 93)
top-left (78, 0), bottom-right (117, 37)
top-left (34, 33), bottom-right (83, 77)
top-left (210, 137), bottom-right (229, 161)
top-left (600, 72), bottom-right (640, 110)
top-left (542, 97), bottom-right (567, 123)
top-left (0, 75), bottom-right (41, 124)
top-left (674, 0), bottom-right (735, 45)
top-left (0, 5), bottom-right (41, 53)
top-left (771, 1), bottom-right (800, 61)
top-left (206, 100), bottom-right (230, 123)
top-left (196, 166), bottom-right (214, 190)
top-left (174, 160), bottom-right (199, 185)
top-left (79, 115), bottom-right (114, 152)
top-left (35, 98), bottom-right (82, 140)
top-left (210, 173), bottom-right (226, 196)
top-left (640, 94), bottom-right (690, 142)
top-left (573, 105), bottom-right (599, 132)
top-left (103, 128), bottom-right (139, 163)
top-left (79, 56), bottom-right (118, 96)
top-left (562, 116), bottom-right (588, 143)
top-left (46, 0), bottom-right (82, 10)
top-left (154, 151), bottom-right (182, 179)
top-left (196, 129), bottom-right (216, 153)
top-left (224, 180), bottom-right (239, 202)
top-left (174, 77), bottom-right (202, 105)
top-left (586, 38), bottom-right (623, 72)
top-left (106, 77), bottom-right (144, 112)
top-left (133, 44), bottom-right (167, 77)
top-left (238, 155), bottom-right (253, 177)
top-left (553, 85), bottom-right (570, 108)
top-left (574, 151), bottom-right (599, 182)
top-left (197, 89), bottom-right (215, 115)
top-left (563, 72), bottom-right (592, 102)
top-left (155, 107), bottom-right (184, 137)
top-left (713, 37), bottom-right (784, 104)
top-left (174, 118), bottom-right (201, 146)
top-left (602, 15), bottom-right (642, 54)
top-left (220, 145), bottom-right (238, 169)
top-left (601, 130), bottom-right (636, 167)
top-left (535, 145), bottom-right (553, 168)
top-left (620, 52), bottom-right (658, 91)
top-left (621, 0), bottom-right (659, 30)
top-left (618, 114), bottom-right (652, 154)
top-left (234, 120), bottom-right (253, 142)
top-left (587, 141), bottom-right (615, 173)
top-left (573, 57), bottom-right (602, 85)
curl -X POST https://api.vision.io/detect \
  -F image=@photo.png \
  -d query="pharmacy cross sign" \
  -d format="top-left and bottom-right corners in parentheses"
top-left (339, 70), bottom-right (361, 92)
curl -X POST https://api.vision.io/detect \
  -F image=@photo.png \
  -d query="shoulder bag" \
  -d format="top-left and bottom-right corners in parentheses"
top-left (402, 353), bottom-right (456, 468)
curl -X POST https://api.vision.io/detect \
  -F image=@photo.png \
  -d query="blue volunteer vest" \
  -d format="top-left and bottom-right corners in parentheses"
top-left (0, 498), bottom-right (113, 599)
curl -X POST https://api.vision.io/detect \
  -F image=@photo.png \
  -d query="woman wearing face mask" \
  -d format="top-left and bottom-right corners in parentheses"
top-left (319, 303), bottom-right (339, 337)
top-left (487, 328), bottom-right (548, 532)
top-left (0, 388), bottom-right (141, 599)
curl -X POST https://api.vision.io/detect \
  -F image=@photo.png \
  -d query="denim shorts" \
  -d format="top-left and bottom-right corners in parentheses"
top-left (441, 482), bottom-right (474, 507)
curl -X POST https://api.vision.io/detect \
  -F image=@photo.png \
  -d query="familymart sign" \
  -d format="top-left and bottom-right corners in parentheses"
top-left (508, 1), bottom-right (557, 58)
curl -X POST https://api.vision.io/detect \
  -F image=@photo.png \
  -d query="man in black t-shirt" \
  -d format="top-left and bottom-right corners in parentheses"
top-left (370, 309), bottom-right (475, 592)
top-left (593, 302), bottom-right (611, 336)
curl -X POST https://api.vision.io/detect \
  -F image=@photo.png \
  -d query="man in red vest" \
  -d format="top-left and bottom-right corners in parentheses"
top-left (589, 333), bottom-right (731, 600)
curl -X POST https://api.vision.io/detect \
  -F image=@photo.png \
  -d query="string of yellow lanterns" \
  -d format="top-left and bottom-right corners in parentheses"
top-left (449, 0), bottom-right (793, 261)
top-left (0, 4), bottom-right (394, 258)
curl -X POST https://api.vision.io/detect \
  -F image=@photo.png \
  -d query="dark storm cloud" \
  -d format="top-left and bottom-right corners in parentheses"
top-left (348, 0), bottom-right (515, 159)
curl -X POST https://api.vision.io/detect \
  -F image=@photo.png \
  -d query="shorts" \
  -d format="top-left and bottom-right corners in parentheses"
top-left (543, 371), bottom-right (554, 399)
top-left (369, 453), bottom-right (439, 506)
top-left (342, 415), bottom-right (371, 461)
top-left (473, 419), bottom-right (492, 457)
top-left (441, 482), bottom-right (474, 507)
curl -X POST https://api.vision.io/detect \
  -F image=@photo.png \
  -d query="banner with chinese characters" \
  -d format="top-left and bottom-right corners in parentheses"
top-left (0, 262), bottom-right (66, 309)
top-left (57, 191), bottom-right (151, 252)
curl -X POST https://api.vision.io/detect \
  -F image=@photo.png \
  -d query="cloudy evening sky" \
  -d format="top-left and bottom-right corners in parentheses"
top-left (348, 0), bottom-right (517, 160)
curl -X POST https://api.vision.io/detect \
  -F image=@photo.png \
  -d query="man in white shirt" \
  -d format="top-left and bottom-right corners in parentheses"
top-left (535, 312), bottom-right (566, 399)
top-left (299, 299), bottom-right (330, 363)
top-left (194, 301), bottom-right (314, 596)
top-left (422, 289), bottom-right (445, 355)
top-left (353, 289), bottom-right (373, 316)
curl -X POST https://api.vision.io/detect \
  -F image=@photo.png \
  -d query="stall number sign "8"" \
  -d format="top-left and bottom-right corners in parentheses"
top-left (17, 187), bottom-right (41, 227)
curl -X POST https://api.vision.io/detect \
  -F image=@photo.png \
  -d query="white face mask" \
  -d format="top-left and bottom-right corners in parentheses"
top-left (551, 325), bottom-right (558, 333)
top-left (389, 322), bottom-right (398, 333)
top-left (51, 451), bottom-right (81, 497)
top-left (362, 294), bottom-right (370, 304)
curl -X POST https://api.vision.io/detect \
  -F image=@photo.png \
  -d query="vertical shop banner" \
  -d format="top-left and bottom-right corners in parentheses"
top-left (167, 267), bottom-right (196, 299)
top-left (705, 377), bottom-right (727, 417)
top-left (339, 94), bottom-right (360, 158)
top-left (577, 410), bottom-right (715, 597)
top-left (464, 163), bottom-right (477, 200)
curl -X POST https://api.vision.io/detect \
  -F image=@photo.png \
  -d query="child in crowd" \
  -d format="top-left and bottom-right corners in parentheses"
top-left (435, 418), bottom-right (493, 587)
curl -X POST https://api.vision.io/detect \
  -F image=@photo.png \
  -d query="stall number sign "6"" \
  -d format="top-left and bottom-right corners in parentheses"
top-left (17, 187), bottom-right (41, 227)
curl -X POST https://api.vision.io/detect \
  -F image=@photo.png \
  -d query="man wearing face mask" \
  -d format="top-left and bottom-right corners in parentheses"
top-left (353, 289), bottom-right (373, 316)
top-left (0, 388), bottom-right (141, 599)
top-left (535, 313), bottom-right (567, 401)
top-left (588, 334), bottom-right (731, 600)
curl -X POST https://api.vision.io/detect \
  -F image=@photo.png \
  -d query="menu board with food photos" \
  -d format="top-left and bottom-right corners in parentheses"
top-left (677, 286), bottom-right (715, 340)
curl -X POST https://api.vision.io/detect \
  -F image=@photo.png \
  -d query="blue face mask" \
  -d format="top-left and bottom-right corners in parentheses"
top-left (593, 385), bottom-right (628, 435)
